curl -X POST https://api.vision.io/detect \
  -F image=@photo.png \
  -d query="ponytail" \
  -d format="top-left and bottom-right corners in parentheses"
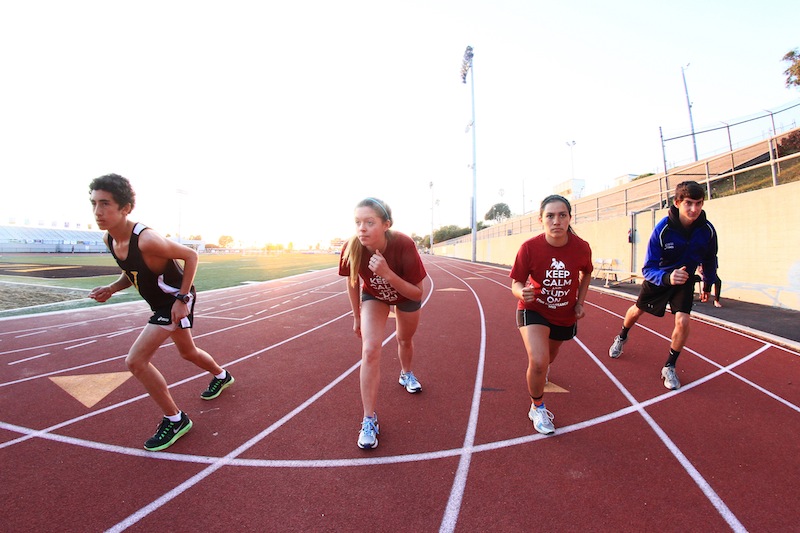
top-left (343, 235), bottom-right (363, 288)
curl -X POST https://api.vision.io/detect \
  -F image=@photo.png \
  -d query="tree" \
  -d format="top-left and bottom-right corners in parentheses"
top-left (218, 235), bottom-right (234, 248)
top-left (778, 129), bottom-right (800, 156)
top-left (783, 48), bottom-right (800, 89)
top-left (484, 203), bottom-right (511, 223)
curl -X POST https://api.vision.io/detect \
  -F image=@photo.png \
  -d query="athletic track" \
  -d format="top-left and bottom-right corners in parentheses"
top-left (1, 256), bottom-right (797, 532)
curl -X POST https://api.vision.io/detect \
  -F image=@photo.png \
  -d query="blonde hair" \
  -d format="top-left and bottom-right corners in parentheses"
top-left (343, 198), bottom-right (393, 288)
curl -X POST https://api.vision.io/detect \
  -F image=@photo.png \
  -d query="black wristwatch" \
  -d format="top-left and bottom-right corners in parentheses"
top-left (175, 293), bottom-right (191, 304)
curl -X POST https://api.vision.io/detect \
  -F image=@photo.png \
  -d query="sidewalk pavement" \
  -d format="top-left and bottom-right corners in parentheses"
top-left (591, 279), bottom-right (800, 353)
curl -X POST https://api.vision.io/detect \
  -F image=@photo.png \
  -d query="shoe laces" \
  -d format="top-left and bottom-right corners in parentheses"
top-left (360, 416), bottom-right (377, 437)
top-left (155, 418), bottom-right (177, 438)
top-left (535, 406), bottom-right (554, 423)
top-left (208, 376), bottom-right (224, 392)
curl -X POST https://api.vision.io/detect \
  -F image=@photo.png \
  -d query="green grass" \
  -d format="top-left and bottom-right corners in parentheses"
top-left (0, 252), bottom-right (340, 316)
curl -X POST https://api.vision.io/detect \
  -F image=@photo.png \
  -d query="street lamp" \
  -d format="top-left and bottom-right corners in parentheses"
top-left (461, 45), bottom-right (477, 262)
top-left (429, 181), bottom-right (435, 253)
top-left (566, 140), bottom-right (576, 180)
top-left (176, 188), bottom-right (189, 243)
top-left (681, 64), bottom-right (698, 161)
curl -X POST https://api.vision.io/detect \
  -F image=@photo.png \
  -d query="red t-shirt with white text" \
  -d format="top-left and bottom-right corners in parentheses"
top-left (509, 233), bottom-right (593, 326)
top-left (339, 231), bottom-right (427, 304)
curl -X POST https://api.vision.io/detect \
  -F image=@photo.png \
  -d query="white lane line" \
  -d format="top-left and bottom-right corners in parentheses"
top-left (64, 340), bottom-right (97, 350)
top-left (574, 336), bottom-right (748, 532)
top-left (107, 280), bottom-right (437, 532)
top-left (432, 265), bottom-right (485, 533)
top-left (8, 353), bottom-right (50, 365)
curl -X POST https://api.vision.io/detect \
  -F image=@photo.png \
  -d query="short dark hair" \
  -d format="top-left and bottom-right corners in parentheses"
top-left (674, 181), bottom-right (705, 202)
top-left (89, 174), bottom-right (136, 210)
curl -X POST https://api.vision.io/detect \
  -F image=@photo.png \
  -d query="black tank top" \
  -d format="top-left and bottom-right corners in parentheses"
top-left (108, 223), bottom-right (187, 311)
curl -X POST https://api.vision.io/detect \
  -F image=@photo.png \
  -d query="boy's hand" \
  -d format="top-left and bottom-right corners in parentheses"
top-left (88, 286), bottom-right (113, 303)
top-left (669, 266), bottom-right (689, 285)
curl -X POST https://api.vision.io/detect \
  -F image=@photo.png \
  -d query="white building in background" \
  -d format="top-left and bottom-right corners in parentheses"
top-left (612, 174), bottom-right (638, 188)
top-left (553, 179), bottom-right (586, 201)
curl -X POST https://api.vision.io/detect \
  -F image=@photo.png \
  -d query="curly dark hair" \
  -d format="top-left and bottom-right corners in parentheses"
top-left (89, 174), bottom-right (136, 210)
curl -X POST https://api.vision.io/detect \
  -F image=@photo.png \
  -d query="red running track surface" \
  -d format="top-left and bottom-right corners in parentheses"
top-left (1, 256), bottom-right (797, 532)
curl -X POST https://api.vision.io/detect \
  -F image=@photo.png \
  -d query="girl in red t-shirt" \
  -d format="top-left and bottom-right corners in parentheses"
top-left (510, 195), bottom-right (592, 435)
top-left (339, 198), bottom-right (427, 449)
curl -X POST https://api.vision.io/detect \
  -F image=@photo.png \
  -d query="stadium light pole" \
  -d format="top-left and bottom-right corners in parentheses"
top-left (429, 181), bottom-right (435, 254)
top-left (566, 140), bottom-right (576, 180)
top-left (681, 64), bottom-right (698, 162)
top-left (176, 188), bottom-right (189, 244)
top-left (461, 45), bottom-right (477, 262)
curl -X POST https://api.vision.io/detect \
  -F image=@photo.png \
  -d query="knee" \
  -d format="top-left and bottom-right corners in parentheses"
top-left (125, 353), bottom-right (147, 375)
top-left (177, 347), bottom-right (200, 362)
top-left (528, 356), bottom-right (547, 375)
top-left (396, 336), bottom-right (414, 351)
top-left (361, 342), bottom-right (382, 364)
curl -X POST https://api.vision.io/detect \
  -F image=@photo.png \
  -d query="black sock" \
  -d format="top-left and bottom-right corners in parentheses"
top-left (665, 348), bottom-right (680, 367)
top-left (619, 327), bottom-right (630, 340)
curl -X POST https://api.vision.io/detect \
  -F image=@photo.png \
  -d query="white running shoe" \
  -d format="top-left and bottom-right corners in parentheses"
top-left (357, 414), bottom-right (380, 449)
top-left (661, 366), bottom-right (680, 390)
top-left (399, 371), bottom-right (422, 393)
top-left (609, 335), bottom-right (627, 359)
top-left (528, 405), bottom-right (555, 435)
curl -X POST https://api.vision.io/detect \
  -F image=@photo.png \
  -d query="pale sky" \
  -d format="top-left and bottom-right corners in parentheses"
top-left (1, 1), bottom-right (798, 248)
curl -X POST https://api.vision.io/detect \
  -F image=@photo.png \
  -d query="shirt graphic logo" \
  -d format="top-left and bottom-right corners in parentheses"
top-left (538, 257), bottom-right (572, 309)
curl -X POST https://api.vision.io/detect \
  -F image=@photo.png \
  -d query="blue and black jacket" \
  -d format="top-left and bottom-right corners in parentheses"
top-left (642, 205), bottom-right (718, 291)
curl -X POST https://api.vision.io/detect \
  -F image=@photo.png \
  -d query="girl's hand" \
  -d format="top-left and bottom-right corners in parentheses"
top-left (574, 302), bottom-right (585, 320)
top-left (520, 284), bottom-right (534, 304)
top-left (368, 251), bottom-right (388, 277)
top-left (352, 318), bottom-right (362, 338)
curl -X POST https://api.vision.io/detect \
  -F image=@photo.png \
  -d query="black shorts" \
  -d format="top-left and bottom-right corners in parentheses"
top-left (516, 309), bottom-right (576, 341)
top-left (636, 279), bottom-right (694, 317)
top-left (148, 293), bottom-right (195, 330)
top-left (361, 292), bottom-right (421, 313)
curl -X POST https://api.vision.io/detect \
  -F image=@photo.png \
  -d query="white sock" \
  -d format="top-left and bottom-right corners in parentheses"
top-left (167, 411), bottom-right (182, 422)
top-left (215, 370), bottom-right (227, 380)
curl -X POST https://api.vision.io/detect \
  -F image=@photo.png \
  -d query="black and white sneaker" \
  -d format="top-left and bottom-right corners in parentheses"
top-left (201, 371), bottom-right (235, 400)
top-left (144, 412), bottom-right (192, 451)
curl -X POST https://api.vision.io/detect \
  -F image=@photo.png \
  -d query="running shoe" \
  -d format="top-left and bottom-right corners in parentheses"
top-left (661, 366), bottom-right (680, 390)
top-left (201, 371), bottom-right (235, 400)
top-left (609, 335), bottom-right (627, 359)
top-left (398, 371), bottom-right (422, 393)
top-left (357, 414), bottom-right (380, 449)
top-left (144, 412), bottom-right (192, 451)
top-left (528, 405), bottom-right (555, 435)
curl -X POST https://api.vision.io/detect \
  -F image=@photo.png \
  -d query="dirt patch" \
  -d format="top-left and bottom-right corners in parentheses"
top-left (0, 262), bottom-right (120, 279)
top-left (0, 283), bottom-right (91, 311)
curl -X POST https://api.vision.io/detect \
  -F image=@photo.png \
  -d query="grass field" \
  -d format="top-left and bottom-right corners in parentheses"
top-left (0, 252), bottom-right (340, 317)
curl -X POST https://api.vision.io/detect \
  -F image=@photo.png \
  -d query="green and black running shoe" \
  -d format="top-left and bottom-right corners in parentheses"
top-left (144, 412), bottom-right (192, 451)
top-left (200, 371), bottom-right (235, 400)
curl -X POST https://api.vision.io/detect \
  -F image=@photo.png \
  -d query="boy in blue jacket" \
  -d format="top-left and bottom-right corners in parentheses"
top-left (608, 181), bottom-right (718, 390)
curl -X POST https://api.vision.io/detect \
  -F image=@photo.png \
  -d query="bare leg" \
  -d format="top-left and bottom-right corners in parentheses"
top-left (359, 300), bottom-right (390, 417)
top-left (171, 328), bottom-right (224, 375)
top-left (395, 308), bottom-right (421, 374)
top-left (126, 325), bottom-right (180, 416)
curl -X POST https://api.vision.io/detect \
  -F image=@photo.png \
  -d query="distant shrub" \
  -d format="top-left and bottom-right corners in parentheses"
top-left (779, 130), bottom-right (800, 156)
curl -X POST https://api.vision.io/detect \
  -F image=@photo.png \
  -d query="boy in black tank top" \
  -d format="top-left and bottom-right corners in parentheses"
top-left (88, 174), bottom-right (234, 451)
